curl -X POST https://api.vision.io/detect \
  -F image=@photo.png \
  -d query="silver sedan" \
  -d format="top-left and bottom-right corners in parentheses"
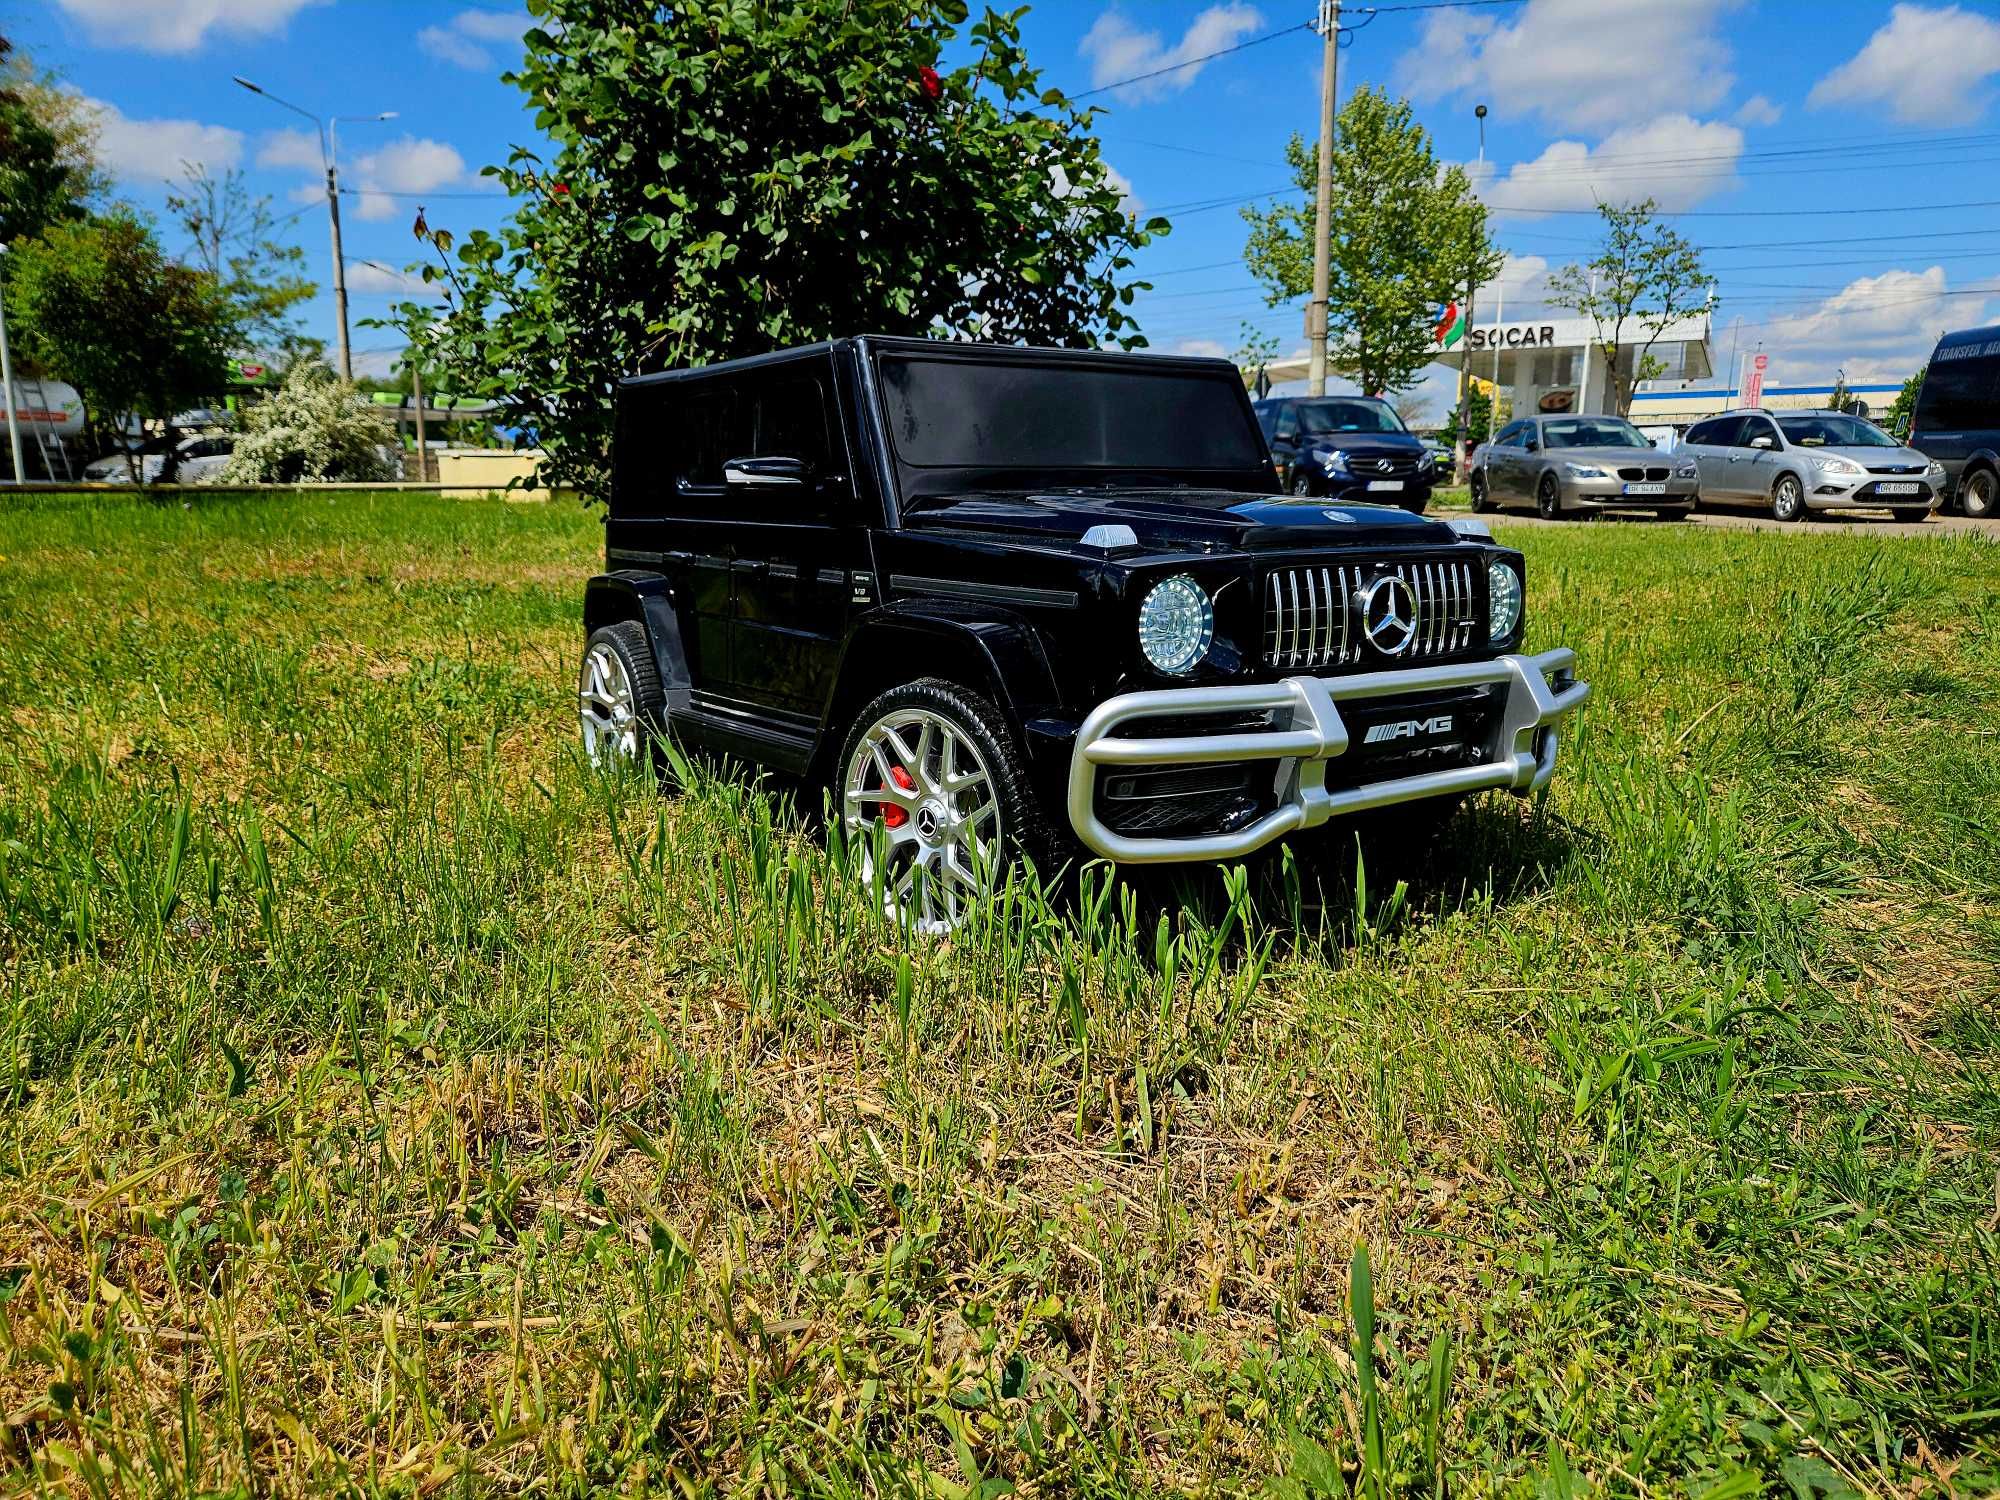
top-left (1471, 414), bottom-right (1699, 520)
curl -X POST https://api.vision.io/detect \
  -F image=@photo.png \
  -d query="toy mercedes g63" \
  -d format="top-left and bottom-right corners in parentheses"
top-left (580, 337), bottom-right (1588, 931)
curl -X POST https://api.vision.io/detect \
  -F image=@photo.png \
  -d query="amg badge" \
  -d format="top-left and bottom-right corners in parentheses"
top-left (1363, 714), bottom-right (1454, 745)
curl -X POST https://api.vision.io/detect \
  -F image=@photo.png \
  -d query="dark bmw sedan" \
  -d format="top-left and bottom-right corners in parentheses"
top-left (1253, 395), bottom-right (1437, 514)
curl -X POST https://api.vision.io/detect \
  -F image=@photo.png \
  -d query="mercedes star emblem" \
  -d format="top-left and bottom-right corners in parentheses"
top-left (1359, 574), bottom-right (1419, 656)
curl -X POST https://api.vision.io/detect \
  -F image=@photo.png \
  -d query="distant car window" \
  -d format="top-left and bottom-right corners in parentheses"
top-left (1542, 417), bottom-right (1649, 449)
top-left (1295, 399), bottom-right (1405, 435)
top-left (1273, 406), bottom-right (1300, 441)
top-left (1776, 414), bottom-right (1897, 448)
top-left (1254, 404), bottom-right (1278, 441)
top-left (1494, 422), bottom-right (1527, 447)
top-left (1737, 416), bottom-right (1779, 448)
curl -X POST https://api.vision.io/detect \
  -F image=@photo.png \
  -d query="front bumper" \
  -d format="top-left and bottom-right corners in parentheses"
top-left (1067, 648), bottom-right (1589, 863)
top-left (1806, 477), bottom-right (1941, 511)
top-left (1563, 475), bottom-right (1698, 509)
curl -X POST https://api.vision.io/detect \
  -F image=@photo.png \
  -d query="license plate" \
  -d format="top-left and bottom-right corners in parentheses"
top-left (1366, 479), bottom-right (1403, 492)
top-left (1877, 482), bottom-right (1919, 495)
top-left (1621, 482), bottom-right (1666, 495)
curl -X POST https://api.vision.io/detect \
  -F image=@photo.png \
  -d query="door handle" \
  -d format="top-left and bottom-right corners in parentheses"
top-left (732, 559), bottom-right (769, 579)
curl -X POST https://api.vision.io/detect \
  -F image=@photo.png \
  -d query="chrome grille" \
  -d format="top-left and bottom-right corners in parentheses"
top-left (1263, 557), bottom-right (1479, 670)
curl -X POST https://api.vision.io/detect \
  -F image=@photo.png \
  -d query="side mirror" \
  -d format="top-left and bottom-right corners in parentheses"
top-left (722, 454), bottom-right (813, 490)
top-left (1749, 434), bottom-right (1776, 450)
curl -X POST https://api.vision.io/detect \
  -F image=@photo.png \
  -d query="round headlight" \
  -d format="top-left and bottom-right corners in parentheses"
top-left (1137, 575), bottom-right (1213, 676)
top-left (1487, 560), bottom-right (1523, 642)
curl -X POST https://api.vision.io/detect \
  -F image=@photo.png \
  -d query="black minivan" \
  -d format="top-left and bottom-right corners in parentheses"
top-left (1908, 324), bottom-right (2000, 517)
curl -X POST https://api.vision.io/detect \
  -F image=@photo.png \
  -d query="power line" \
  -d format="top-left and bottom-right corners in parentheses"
top-left (1069, 22), bottom-right (1313, 102)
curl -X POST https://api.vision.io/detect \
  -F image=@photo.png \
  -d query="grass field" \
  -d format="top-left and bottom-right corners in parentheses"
top-left (0, 490), bottom-right (1995, 1498)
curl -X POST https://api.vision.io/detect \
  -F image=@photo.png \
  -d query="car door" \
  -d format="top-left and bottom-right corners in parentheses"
top-left (1483, 423), bottom-right (1523, 505)
top-left (1685, 416), bottom-right (1742, 503)
top-left (1510, 420), bottom-right (1545, 504)
top-left (1733, 414), bottom-right (1781, 501)
top-left (724, 357), bottom-right (868, 722)
top-left (1267, 403), bottom-right (1303, 487)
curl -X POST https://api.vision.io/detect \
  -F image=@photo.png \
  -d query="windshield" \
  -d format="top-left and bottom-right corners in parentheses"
top-left (877, 355), bottom-right (1266, 472)
top-left (1297, 399), bottom-right (1405, 435)
top-left (1776, 413), bottom-right (1898, 448)
top-left (1542, 417), bottom-right (1650, 449)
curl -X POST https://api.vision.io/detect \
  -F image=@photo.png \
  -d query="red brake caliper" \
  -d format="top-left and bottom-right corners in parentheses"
top-left (882, 764), bottom-right (916, 828)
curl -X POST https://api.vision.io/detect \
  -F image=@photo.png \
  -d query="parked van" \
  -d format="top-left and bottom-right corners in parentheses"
top-left (1908, 325), bottom-right (2000, 517)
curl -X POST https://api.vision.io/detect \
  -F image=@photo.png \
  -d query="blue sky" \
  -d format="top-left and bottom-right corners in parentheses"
top-left (17, 0), bottom-right (2000, 416)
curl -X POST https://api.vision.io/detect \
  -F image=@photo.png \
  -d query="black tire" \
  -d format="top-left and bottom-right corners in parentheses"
top-left (1655, 506), bottom-right (1693, 521)
top-left (1289, 469), bottom-right (1316, 497)
top-left (1403, 493), bottom-right (1430, 517)
top-left (1771, 472), bottom-right (1807, 523)
top-left (1892, 508), bottom-right (1931, 523)
top-left (1536, 473), bottom-right (1564, 520)
top-left (1962, 468), bottom-right (1996, 519)
top-left (579, 620), bottom-right (667, 768)
top-left (1468, 472), bottom-right (1494, 513)
top-left (836, 677), bottom-right (1067, 903)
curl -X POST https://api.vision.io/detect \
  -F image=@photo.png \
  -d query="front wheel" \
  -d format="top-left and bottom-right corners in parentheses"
top-left (1892, 507), bottom-right (1931, 523)
top-left (1289, 469), bottom-right (1316, 497)
top-left (1536, 474), bottom-right (1564, 520)
top-left (1962, 468), bottom-right (1996, 519)
top-left (838, 680), bottom-right (1058, 934)
top-left (1771, 473), bottom-right (1807, 523)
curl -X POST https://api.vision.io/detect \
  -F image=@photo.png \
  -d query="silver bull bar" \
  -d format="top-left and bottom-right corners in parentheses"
top-left (1067, 648), bottom-right (1589, 864)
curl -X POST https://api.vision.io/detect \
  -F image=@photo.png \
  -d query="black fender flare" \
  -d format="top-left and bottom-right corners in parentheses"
top-left (583, 571), bottom-right (692, 712)
top-left (818, 602), bottom-right (1061, 757)
top-left (1958, 448), bottom-right (2000, 499)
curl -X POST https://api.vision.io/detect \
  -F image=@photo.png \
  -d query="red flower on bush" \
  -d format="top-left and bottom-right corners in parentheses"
top-left (552, 182), bottom-right (571, 195)
top-left (918, 65), bottom-right (941, 100)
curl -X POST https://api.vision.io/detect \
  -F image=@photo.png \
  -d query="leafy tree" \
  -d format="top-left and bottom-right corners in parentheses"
top-left (386, 0), bottom-right (1167, 500)
top-left (1242, 86), bottom-right (1498, 397)
top-left (3, 213), bottom-right (231, 478)
top-left (219, 360), bottom-right (396, 483)
top-left (0, 34), bottom-right (102, 244)
top-left (1884, 368), bottom-right (1923, 438)
top-left (168, 165), bottom-right (318, 362)
top-left (1544, 199), bottom-right (1716, 416)
top-left (1437, 384), bottom-right (1506, 451)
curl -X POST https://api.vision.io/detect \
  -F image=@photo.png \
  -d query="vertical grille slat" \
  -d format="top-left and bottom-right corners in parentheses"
top-left (1262, 552), bottom-right (1484, 672)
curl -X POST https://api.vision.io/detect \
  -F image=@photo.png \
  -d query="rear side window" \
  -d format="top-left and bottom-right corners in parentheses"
top-left (1915, 343), bottom-right (2000, 431)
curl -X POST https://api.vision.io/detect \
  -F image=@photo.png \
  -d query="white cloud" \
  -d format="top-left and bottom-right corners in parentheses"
top-left (417, 8), bottom-right (527, 71)
top-left (54, 0), bottom-right (326, 54)
top-left (1809, 4), bottom-right (2000, 126)
top-left (1078, 4), bottom-right (1264, 103)
top-left (1733, 94), bottom-right (1783, 127)
top-left (1470, 115), bottom-right (1745, 219)
top-left (75, 94), bottom-right (242, 185)
top-left (1749, 267), bottom-right (1996, 384)
top-left (1169, 338), bottom-right (1230, 360)
top-left (1399, 0), bottom-right (1738, 134)
top-left (345, 261), bottom-right (443, 298)
top-left (349, 136), bottom-right (468, 221)
top-left (1103, 164), bottom-right (1143, 217)
top-left (257, 127), bottom-right (323, 173)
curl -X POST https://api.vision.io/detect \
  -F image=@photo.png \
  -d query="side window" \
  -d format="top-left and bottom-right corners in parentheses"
top-left (753, 374), bottom-right (834, 473)
top-left (1273, 405), bottom-right (1299, 442)
top-left (1916, 351), bottom-right (1999, 431)
top-left (1254, 405), bottom-right (1277, 441)
top-left (1739, 416), bottom-right (1778, 449)
top-left (1519, 422), bottom-right (1540, 450)
top-left (671, 384), bottom-right (751, 491)
top-left (1684, 419), bottom-right (1717, 446)
top-left (1495, 422), bottom-right (1526, 448)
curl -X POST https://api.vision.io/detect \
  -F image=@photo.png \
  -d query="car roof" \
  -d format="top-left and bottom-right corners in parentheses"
top-left (620, 334), bottom-right (1244, 389)
top-left (1932, 323), bottom-right (2000, 352)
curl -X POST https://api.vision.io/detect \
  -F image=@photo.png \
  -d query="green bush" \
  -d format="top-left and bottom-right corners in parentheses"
top-left (218, 360), bottom-right (396, 483)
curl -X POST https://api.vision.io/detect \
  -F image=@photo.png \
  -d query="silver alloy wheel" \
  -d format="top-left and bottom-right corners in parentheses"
top-left (1290, 469), bottom-right (1314, 496)
top-left (578, 641), bottom-right (641, 766)
top-left (1965, 469), bottom-right (1996, 519)
top-left (1773, 474), bottom-right (1805, 522)
top-left (842, 707), bottom-right (1003, 934)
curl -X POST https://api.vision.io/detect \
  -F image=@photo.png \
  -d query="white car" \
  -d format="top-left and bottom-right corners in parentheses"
top-left (84, 434), bottom-right (234, 484)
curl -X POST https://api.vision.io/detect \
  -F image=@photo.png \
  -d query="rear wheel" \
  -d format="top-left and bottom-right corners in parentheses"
top-left (837, 679), bottom-right (1059, 934)
top-left (578, 622), bottom-right (665, 768)
top-left (1962, 468), bottom-right (1996, 519)
top-left (1771, 473), bottom-right (1807, 523)
top-left (1468, 472), bottom-right (1494, 513)
top-left (1536, 473), bottom-right (1564, 520)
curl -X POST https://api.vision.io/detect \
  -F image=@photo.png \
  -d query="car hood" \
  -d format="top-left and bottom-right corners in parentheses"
top-left (1802, 445), bottom-right (1931, 468)
top-left (1543, 446), bottom-right (1679, 467)
top-left (903, 488), bottom-right (1465, 553)
top-left (1297, 432), bottom-right (1426, 455)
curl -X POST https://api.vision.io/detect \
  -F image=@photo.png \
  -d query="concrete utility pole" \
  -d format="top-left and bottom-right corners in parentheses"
top-left (1306, 0), bottom-right (1341, 396)
top-left (1454, 103), bottom-right (1487, 481)
top-left (0, 246), bottom-right (23, 485)
top-left (233, 78), bottom-right (394, 383)
top-left (410, 360), bottom-right (428, 482)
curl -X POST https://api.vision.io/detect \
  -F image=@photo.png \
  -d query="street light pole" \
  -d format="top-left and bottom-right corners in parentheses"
top-left (232, 78), bottom-right (394, 382)
top-left (0, 246), bottom-right (24, 485)
top-left (1306, 0), bottom-right (1340, 397)
top-left (1455, 103), bottom-right (1487, 482)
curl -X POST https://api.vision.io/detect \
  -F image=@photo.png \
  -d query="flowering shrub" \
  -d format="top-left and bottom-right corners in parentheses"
top-left (219, 361), bottom-right (397, 483)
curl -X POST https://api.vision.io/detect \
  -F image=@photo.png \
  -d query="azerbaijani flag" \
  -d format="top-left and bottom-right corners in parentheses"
top-left (1434, 299), bottom-right (1466, 349)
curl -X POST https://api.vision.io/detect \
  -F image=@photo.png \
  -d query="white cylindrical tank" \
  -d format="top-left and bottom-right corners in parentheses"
top-left (7, 379), bottom-right (85, 437)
